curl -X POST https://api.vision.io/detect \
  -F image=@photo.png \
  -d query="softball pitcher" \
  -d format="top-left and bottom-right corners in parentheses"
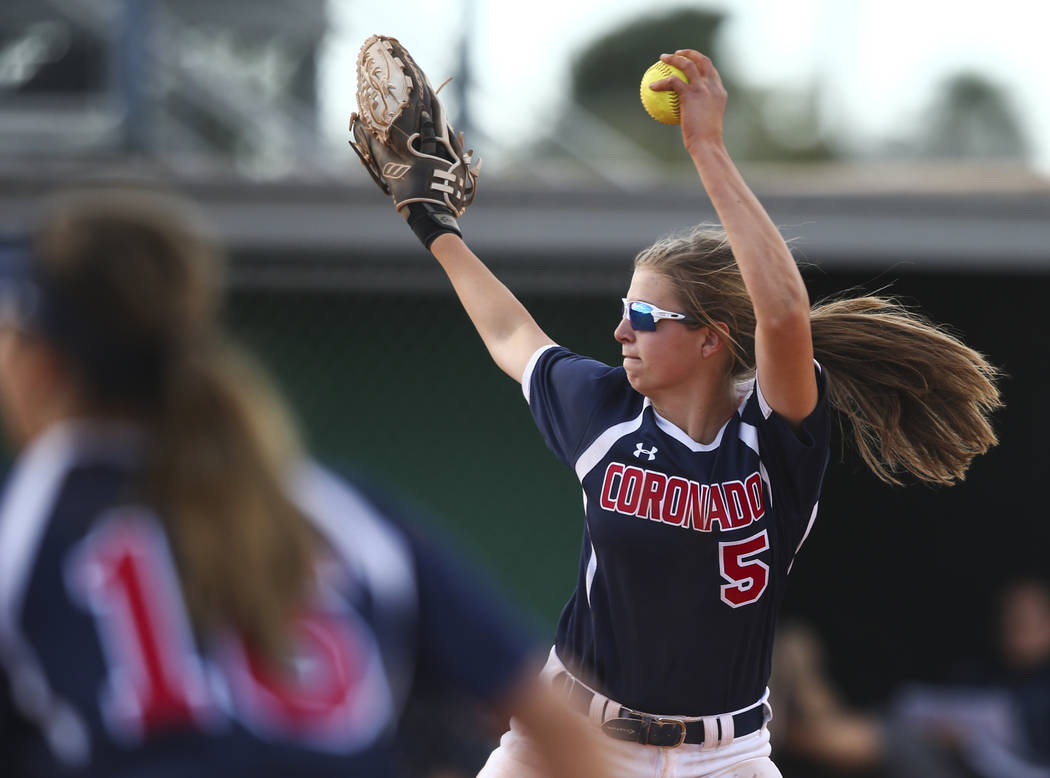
top-left (348, 39), bottom-right (1002, 778)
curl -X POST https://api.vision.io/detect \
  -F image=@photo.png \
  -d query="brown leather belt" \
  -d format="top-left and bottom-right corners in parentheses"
top-left (553, 670), bottom-right (765, 748)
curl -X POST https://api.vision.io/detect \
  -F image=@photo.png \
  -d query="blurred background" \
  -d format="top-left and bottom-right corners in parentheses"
top-left (1, 1), bottom-right (1049, 775)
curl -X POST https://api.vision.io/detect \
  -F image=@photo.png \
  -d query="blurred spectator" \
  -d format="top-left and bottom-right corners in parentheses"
top-left (0, 188), bottom-right (609, 777)
top-left (768, 621), bottom-right (886, 777)
top-left (886, 576), bottom-right (1050, 778)
top-left (769, 578), bottom-right (1050, 778)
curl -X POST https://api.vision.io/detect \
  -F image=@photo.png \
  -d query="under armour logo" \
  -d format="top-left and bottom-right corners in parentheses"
top-left (633, 442), bottom-right (658, 461)
top-left (382, 162), bottom-right (411, 180)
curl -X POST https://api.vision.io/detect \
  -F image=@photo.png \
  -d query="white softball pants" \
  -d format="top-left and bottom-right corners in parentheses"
top-left (477, 649), bottom-right (782, 778)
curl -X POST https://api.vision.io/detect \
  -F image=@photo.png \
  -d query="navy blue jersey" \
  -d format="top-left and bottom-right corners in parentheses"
top-left (524, 345), bottom-right (830, 716)
top-left (0, 422), bottom-right (531, 777)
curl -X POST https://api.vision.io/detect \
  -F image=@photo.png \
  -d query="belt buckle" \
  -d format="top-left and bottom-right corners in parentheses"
top-left (649, 717), bottom-right (686, 748)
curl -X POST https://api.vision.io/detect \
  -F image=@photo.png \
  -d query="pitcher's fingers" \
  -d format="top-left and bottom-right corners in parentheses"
top-left (647, 74), bottom-right (688, 94)
top-left (673, 49), bottom-right (712, 70)
top-left (659, 52), bottom-right (703, 84)
top-left (674, 49), bottom-right (724, 86)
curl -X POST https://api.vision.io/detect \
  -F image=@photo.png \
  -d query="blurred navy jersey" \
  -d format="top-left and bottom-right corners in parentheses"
top-left (0, 422), bottom-right (531, 777)
top-left (523, 345), bottom-right (830, 716)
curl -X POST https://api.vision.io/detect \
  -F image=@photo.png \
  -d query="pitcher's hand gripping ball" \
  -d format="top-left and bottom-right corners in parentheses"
top-left (640, 61), bottom-right (689, 124)
top-left (348, 35), bottom-right (481, 247)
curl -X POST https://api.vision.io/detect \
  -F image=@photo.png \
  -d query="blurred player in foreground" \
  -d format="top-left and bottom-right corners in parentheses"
top-left (0, 189), bottom-right (609, 777)
top-left (348, 39), bottom-right (1002, 777)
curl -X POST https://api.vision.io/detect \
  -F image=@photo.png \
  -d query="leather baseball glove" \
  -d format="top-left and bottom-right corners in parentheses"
top-left (348, 35), bottom-right (480, 248)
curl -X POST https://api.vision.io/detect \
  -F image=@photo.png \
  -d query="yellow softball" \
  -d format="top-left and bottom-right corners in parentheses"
top-left (640, 61), bottom-right (689, 124)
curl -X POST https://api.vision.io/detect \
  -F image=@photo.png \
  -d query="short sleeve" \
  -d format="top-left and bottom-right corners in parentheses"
top-left (745, 363), bottom-right (832, 540)
top-left (523, 346), bottom-right (631, 467)
top-left (345, 474), bottom-right (537, 705)
top-left (404, 525), bottom-right (536, 703)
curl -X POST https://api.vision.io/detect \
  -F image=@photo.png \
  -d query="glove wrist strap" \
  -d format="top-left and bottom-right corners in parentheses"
top-left (403, 203), bottom-right (461, 249)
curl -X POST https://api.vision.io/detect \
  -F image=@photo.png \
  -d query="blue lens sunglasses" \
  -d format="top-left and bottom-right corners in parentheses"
top-left (621, 298), bottom-right (698, 331)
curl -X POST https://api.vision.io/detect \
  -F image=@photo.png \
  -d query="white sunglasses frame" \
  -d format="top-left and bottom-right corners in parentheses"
top-left (621, 298), bottom-right (698, 330)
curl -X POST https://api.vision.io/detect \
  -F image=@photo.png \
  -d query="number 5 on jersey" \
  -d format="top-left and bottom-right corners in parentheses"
top-left (718, 530), bottom-right (769, 608)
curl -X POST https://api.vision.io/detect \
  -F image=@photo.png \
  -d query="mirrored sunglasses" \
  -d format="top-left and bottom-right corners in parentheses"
top-left (621, 298), bottom-right (698, 331)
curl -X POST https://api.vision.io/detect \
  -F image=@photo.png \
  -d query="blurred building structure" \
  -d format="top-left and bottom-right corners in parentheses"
top-left (3, 0), bottom-right (1048, 288)
top-left (1, 0), bottom-right (326, 174)
top-left (2, 162), bottom-right (1049, 292)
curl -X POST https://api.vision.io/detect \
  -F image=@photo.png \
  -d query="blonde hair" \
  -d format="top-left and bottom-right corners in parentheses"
top-left (635, 225), bottom-right (1002, 486)
top-left (35, 190), bottom-right (316, 661)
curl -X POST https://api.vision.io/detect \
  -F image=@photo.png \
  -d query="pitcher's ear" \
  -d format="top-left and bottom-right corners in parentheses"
top-left (700, 321), bottom-right (731, 360)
